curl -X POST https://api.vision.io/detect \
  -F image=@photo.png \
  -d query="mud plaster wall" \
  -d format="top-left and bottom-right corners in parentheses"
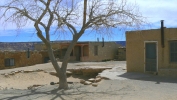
top-left (35, 42), bottom-right (121, 62)
top-left (117, 48), bottom-right (126, 61)
top-left (0, 51), bottom-right (43, 69)
top-left (35, 43), bottom-right (61, 50)
top-left (126, 28), bottom-right (177, 73)
top-left (85, 42), bottom-right (120, 62)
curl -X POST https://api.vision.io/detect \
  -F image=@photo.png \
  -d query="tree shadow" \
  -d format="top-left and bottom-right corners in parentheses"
top-left (0, 83), bottom-right (124, 100)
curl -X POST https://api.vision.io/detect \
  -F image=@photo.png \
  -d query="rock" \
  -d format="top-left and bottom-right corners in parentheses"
top-left (84, 81), bottom-right (92, 85)
top-left (88, 78), bottom-right (95, 82)
top-left (50, 82), bottom-right (55, 85)
top-left (20, 70), bottom-right (24, 73)
top-left (10, 71), bottom-right (15, 73)
top-left (66, 71), bottom-right (72, 76)
top-left (80, 79), bottom-right (85, 84)
top-left (36, 69), bottom-right (43, 72)
top-left (27, 85), bottom-right (43, 90)
top-left (27, 86), bottom-right (33, 90)
top-left (96, 75), bottom-right (101, 78)
top-left (9, 72), bottom-right (15, 75)
top-left (4, 74), bottom-right (9, 77)
top-left (95, 78), bottom-right (101, 82)
top-left (92, 83), bottom-right (98, 87)
top-left (49, 71), bottom-right (58, 77)
top-left (14, 71), bottom-right (19, 73)
top-left (24, 70), bottom-right (34, 73)
top-left (101, 77), bottom-right (110, 80)
top-left (33, 84), bottom-right (43, 87)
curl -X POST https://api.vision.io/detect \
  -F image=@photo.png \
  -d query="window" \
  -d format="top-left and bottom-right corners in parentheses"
top-left (94, 45), bottom-right (98, 56)
top-left (26, 50), bottom-right (30, 58)
top-left (169, 41), bottom-right (177, 62)
top-left (5, 58), bottom-right (15, 67)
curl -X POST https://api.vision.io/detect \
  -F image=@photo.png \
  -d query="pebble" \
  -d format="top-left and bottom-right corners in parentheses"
top-left (84, 81), bottom-right (92, 85)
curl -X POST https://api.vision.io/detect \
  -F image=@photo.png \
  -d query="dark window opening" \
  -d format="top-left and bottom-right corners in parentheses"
top-left (5, 58), bottom-right (15, 67)
top-left (94, 45), bottom-right (98, 56)
top-left (26, 49), bottom-right (30, 58)
top-left (44, 57), bottom-right (50, 63)
top-left (169, 41), bottom-right (177, 62)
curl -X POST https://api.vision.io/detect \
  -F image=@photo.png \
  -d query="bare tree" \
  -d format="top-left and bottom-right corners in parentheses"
top-left (0, 0), bottom-right (146, 89)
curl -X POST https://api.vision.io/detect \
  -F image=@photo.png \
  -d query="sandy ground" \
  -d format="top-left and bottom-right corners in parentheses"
top-left (0, 71), bottom-right (82, 90)
top-left (0, 61), bottom-right (177, 100)
top-left (0, 61), bottom-right (120, 90)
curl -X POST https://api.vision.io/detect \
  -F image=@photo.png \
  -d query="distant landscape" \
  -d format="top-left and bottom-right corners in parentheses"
top-left (0, 42), bottom-right (40, 51)
top-left (0, 41), bottom-right (126, 51)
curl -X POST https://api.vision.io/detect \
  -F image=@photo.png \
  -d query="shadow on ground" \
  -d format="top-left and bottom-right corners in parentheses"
top-left (0, 82), bottom-right (123, 100)
top-left (118, 72), bottom-right (177, 84)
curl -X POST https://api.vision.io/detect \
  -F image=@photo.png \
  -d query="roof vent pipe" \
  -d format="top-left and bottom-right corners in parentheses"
top-left (161, 20), bottom-right (164, 48)
top-left (102, 37), bottom-right (104, 47)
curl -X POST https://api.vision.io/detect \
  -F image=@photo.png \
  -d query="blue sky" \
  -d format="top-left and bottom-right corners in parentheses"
top-left (0, 0), bottom-right (177, 42)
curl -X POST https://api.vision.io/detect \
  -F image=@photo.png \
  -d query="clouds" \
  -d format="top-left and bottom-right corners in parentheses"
top-left (0, 0), bottom-right (177, 42)
top-left (129, 0), bottom-right (177, 28)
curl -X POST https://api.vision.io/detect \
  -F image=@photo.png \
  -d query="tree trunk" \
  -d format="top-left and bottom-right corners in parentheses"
top-left (46, 43), bottom-right (68, 89)
top-left (58, 71), bottom-right (68, 89)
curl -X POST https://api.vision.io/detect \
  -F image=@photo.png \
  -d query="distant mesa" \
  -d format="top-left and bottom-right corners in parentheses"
top-left (0, 41), bottom-right (125, 51)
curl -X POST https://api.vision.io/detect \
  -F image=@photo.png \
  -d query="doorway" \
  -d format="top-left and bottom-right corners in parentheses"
top-left (145, 42), bottom-right (157, 72)
top-left (74, 46), bottom-right (81, 61)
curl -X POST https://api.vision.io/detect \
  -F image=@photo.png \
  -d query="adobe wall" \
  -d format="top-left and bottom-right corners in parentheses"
top-left (35, 43), bottom-right (61, 50)
top-left (117, 48), bottom-right (126, 61)
top-left (83, 42), bottom-right (120, 62)
top-left (126, 28), bottom-right (177, 73)
top-left (0, 51), bottom-right (43, 70)
top-left (35, 42), bottom-right (121, 62)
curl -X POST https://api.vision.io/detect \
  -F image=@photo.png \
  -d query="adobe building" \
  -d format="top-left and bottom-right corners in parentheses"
top-left (126, 21), bottom-right (177, 77)
top-left (0, 41), bottom-right (124, 70)
top-left (35, 41), bottom-right (122, 62)
top-left (0, 50), bottom-right (43, 69)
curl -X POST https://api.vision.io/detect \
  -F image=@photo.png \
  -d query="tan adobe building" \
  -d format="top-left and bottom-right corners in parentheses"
top-left (126, 21), bottom-right (177, 77)
top-left (0, 51), bottom-right (43, 69)
top-left (0, 41), bottom-right (123, 70)
top-left (35, 42), bottom-right (121, 62)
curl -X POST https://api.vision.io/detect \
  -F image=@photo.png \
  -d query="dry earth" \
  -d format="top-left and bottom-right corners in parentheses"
top-left (0, 61), bottom-right (118, 90)
top-left (0, 61), bottom-right (177, 100)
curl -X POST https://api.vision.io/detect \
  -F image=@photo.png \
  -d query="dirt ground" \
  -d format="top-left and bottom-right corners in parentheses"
top-left (0, 61), bottom-right (121, 90)
top-left (0, 61), bottom-right (177, 100)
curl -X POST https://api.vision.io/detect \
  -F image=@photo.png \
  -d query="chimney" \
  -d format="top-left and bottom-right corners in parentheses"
top-left (97, 38), bottom-right (99, 42)
top-left (161, 20), bottom-right (164, 48)
top-left (102, 37), bottom-right (104, 47)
